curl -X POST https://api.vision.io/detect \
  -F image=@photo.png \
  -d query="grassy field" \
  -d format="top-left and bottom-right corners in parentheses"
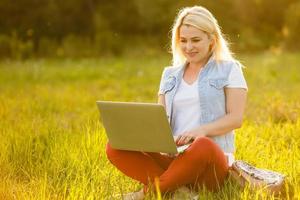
top-left (0, 52), bottom-right (299, 199)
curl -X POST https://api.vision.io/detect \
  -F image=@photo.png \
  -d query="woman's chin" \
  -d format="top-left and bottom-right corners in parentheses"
top-left (186, 56), bottom-right (208, 65)
top-left (187, 58), bottom-right (200, 64)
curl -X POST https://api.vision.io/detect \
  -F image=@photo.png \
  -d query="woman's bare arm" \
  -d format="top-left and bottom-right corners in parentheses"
top-left (158, 94), bottom-right (166, 108)
top-left (177, 88), bottom-right (247, 145)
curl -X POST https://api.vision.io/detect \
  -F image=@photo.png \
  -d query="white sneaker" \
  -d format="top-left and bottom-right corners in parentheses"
top-left (116, 189), bottom-right (144, 200)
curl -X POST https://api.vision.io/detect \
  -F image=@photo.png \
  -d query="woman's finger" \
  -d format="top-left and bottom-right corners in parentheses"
top-left (184, 136), bottom-right (192, 144)
top-left (177, 135), bottom-right (185, 145)
top-left (179, 135), bottom-right (189, 145)
top-left (175, 135), bottom-right (182, 144)
top-left (173, 135), bottom-right (179, 141)
top-left (183, 135), bottom-right (194, 145)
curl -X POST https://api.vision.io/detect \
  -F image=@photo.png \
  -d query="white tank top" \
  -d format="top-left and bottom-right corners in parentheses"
top-left (171, 78), bottom-right (201, 136)
top-left (171, 77), bottom-right (235, 166)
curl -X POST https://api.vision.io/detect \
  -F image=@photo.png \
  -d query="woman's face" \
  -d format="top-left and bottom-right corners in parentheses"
top-left (179, 25), bottom-right (213, 65)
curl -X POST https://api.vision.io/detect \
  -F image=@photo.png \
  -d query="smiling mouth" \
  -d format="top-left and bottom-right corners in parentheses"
top-left (186, 52), bottom-right (197, 56)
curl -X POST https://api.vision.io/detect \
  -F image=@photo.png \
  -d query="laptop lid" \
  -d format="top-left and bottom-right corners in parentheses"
top-left (97, 101), bottom-right (178, 154)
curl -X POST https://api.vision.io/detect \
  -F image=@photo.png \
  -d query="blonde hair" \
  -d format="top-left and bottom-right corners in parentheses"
top-left (171, 6), bottom-right (234, 66)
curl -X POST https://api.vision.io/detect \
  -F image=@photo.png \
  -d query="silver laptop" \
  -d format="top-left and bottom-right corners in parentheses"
top-left (96, 101), bottom-right (190, 154)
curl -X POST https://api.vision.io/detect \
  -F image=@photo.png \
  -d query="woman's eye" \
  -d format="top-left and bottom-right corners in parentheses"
top-left (180, 40), bottom-right (187, 43)
top-left (192, 39), bottom-right (201, 42)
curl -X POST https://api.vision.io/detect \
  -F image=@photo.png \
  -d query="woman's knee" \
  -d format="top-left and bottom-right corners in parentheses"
top-left (190, 137), bottom-right (227, 166)
top-left (192, 137), bottom-right (217, 151)
top-left (106, 142), bottom-right (121, 160)
top-left (186, 137), bottom-right (221, 160)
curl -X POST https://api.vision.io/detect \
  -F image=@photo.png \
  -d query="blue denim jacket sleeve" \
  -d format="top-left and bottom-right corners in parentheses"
top-left (156, 59), bottom-right (247, 153)
top-left (158, 67), bottom-right (176, 95)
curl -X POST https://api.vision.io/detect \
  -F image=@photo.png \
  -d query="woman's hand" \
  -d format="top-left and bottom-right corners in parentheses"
top-left (175, 129), bottom-right (206, 146)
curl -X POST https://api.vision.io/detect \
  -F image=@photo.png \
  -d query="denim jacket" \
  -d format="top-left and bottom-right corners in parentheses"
top-left (158, 58), bottom-right (247, 153)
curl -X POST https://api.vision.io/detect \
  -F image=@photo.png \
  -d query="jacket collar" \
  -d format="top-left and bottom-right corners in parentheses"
top-left (169, 54), bottom-right (216, 80)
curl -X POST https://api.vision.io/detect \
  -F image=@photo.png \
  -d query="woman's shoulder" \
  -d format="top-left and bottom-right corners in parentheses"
top-left (214, 59), bottom-right (242, 69)
top-left (161, 64), bottom-right (183, 77)
top-left (210, 59), bottom-right (243, 74)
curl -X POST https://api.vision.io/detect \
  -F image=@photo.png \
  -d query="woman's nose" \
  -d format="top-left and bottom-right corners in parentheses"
top-left (186, 41), bottom-right (193, 50)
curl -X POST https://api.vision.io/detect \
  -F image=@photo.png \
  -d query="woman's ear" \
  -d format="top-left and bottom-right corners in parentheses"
top-left (209, 36), bottom-right (216, 52)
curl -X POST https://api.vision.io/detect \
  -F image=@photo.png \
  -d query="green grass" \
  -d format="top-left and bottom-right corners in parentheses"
top-left (0, 52), bottom-right (299, 199)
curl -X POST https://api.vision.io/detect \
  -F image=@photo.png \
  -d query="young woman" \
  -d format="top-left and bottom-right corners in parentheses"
top-left (106, 5), bottom-right (247, 199)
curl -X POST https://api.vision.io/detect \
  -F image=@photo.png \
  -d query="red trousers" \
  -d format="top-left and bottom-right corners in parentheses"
top-left (106, 137), bottom-right (229, 193)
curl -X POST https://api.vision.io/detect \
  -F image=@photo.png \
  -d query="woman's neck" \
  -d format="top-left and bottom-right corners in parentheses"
top-left (188, 56), bottom-right (210, 70)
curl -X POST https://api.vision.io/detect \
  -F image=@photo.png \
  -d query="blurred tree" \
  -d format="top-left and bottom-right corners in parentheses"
top-left (284, 1), bottom-right (300, 50)
top-left (0, 0), bottom-right (94, 52)
top-left (96, 0), bottom-right (140, 35)
top-left (0, 0), bottom-right (299, 57)
top-left (234, 0), bottom-right (297, 50)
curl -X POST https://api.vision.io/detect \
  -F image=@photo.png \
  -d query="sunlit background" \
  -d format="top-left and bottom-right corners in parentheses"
top-left (0, 0), bottom-right (299, 58)
top-left (0, 1), bottom-right (299, 199)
